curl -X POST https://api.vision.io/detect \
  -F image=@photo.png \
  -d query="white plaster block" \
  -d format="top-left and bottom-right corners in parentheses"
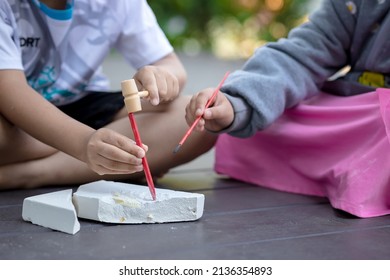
top-left (73, 180), bottom-right (205, 224)
top-left (22, 189), bottom-right (80, 235)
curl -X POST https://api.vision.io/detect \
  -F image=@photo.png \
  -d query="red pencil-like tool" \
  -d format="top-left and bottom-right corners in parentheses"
top-left (173, 71), bottom-right (230, 154)
top-left (121, 79), bottom-right (156, 201)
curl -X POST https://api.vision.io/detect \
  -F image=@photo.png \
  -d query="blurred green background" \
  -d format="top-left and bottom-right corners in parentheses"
top-left (148, 0), bottom-right (319, 59)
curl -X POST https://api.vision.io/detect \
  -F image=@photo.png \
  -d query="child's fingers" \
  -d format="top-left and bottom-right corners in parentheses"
top-left (134, 67), bottom-right (159, 105)
top-left (154, 71), bottom-right (179, 102)
top-left (98, 141), bottom-right (143, 164)
top-left (87, 129), bottom-right (148, 175)
top-left (196, 118), bottom-right (206, 131)
top-left (93, 156), bottom-right (144, 175)
top-left (194, 88), bottom-right (215, 115)
top-left (153, 72), bottom-right (168, 101)
top-left (90, 144), bottom-right (144, 175)
top-left (99, 129), bottom-right (145, 158)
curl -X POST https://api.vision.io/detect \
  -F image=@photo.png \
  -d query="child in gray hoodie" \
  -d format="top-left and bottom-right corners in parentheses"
top-left (185, 0), bottom-right (390, 218)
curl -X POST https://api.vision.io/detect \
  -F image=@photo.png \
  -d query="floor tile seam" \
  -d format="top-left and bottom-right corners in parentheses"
top-left (0, 222), bottom-right (103, 237)
top-left (189, 224), bottom-right (390, 250)
top-left (203, 201), bottom-right (331, 217)
top-left (0, 204), bottom-right (21, 209)
top-left (166, 168), bottom-right (216, 174)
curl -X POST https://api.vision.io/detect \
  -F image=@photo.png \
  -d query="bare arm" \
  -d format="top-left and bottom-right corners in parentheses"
top-left (0, 69), bottom-right (145, 175)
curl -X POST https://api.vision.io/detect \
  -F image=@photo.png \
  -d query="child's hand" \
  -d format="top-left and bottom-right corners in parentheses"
top-left (185, 88), bottom-right (234, 132)
top-left (133, 65), bottom-right (180, 106)
top-left (84, 128), bottom-right (146, 175)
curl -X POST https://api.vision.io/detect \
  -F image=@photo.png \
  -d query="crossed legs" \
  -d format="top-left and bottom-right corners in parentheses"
top-left (0, 95), bottom-right (217, 189)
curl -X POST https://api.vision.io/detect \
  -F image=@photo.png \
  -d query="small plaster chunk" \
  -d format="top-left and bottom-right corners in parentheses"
top-left (22, 189), bottom-right (80, 235)
top-left (72, 180), bottom-right (205, 224)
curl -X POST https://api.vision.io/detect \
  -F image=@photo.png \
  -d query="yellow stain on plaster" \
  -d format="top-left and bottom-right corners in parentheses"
top-left (112, 193), bottom-right (141, 208)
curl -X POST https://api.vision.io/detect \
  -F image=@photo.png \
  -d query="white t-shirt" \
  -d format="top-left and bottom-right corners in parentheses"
top-left (0, 0), bottom-right (173, 105)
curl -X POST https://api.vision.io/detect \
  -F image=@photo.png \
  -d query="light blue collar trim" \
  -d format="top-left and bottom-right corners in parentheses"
top-left (33, 1), bottom-right (74, 20)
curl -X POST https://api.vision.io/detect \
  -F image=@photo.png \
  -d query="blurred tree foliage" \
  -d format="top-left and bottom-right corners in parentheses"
top-left (148, 0), bottom-right (314, 58)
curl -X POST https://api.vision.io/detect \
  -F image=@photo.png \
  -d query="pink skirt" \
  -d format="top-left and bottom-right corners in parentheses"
top-left (215, 88), bottom-right (390, 218)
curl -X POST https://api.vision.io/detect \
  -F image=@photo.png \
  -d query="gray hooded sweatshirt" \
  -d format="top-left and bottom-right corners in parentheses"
top-left (221, 0), bottom-right (390, 138)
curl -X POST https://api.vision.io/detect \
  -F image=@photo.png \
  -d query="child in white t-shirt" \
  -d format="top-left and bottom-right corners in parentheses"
top-left (0, 0), bottom-right (217, 188)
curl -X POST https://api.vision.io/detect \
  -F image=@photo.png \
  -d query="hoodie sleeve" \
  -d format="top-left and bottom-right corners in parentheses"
top-left (220, 0), bottom-right (357, 137)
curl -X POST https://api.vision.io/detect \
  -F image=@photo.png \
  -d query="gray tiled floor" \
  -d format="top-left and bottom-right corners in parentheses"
top-left (2, 171), bottom-right (390, 260)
